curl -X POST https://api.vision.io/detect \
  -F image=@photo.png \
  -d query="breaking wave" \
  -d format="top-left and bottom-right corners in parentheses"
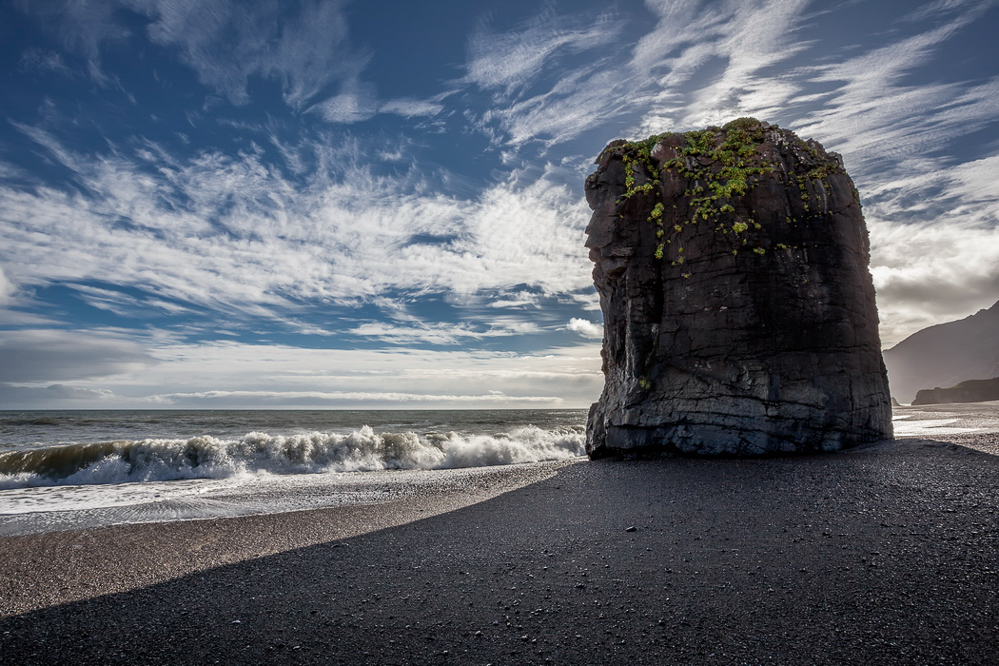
top-left (0, 426), bottom-right (586, 490)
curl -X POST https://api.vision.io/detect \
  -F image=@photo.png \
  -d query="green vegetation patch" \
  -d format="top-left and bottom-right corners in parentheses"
top-left (606, 118), bottom-right (845, 263)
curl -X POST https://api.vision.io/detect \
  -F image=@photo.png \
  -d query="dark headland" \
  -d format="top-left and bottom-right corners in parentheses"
top-left (913, 377), bottom-right (999, 406)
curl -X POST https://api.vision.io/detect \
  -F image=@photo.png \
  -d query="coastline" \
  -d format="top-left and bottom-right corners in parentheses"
top-left (1, 437), bottom-right (997, 664)
top-left (0, 461), bottom-right (572, 616)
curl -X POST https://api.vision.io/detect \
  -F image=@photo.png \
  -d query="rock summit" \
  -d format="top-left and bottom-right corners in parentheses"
top-left (584, 118), bottom-right (892, 457)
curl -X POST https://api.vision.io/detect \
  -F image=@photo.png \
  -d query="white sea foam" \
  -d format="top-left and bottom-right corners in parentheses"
top-left (0, 460), bottom-right (580, 536)
top-left (0, 426), bottom-right (586, 491)
top-left (891, 418), bottom-right (983, 437)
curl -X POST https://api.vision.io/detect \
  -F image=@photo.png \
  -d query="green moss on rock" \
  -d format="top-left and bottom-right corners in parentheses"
top-left (602, 118), bottom-right (848, 263)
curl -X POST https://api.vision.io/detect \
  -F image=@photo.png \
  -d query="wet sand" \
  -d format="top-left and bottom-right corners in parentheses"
top-left (0, 462), bottom-right (569, 613)
top-left (1, 437), bottom-right (997, 664)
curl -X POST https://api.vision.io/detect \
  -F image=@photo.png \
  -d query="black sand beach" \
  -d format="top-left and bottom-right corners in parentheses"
top-left (1, 437), bottom-right (997, 665)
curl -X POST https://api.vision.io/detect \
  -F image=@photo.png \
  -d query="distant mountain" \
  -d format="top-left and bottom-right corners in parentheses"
top-left (883, 300), bottom-right (999, 404)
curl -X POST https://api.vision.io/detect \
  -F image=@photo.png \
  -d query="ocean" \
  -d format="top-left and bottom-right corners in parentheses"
top-left (0, 409), bottom-right (588, 536)
top-left (2, 403), bottom-right (996, 537)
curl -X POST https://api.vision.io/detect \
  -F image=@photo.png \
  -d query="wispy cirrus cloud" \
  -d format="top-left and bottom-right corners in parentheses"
top-left (347, 320), bottom-right (539, 346)
top-left (460, 8), bottom-right (631, 148)
top-left (792, 7), bottom-right (997, 175)
top-left (13, 0), bottom-right (127, 86)
top-left (463, 9), bottom-right (622, 96)
top-left (70, 284), bottom-right (193, 317)
top-left (459, 0), bottom-right (998, 343)
top-left (0, 120), bottom-right (593, 331)
top-left (16, 0), bottom-right (365, 110)
top-left (308, 91), bottom-right (378, 123)
top-left (460, 0), bottom-right (818, 151)
top-left (18, 48), bottom-right (73, 77)
top-left (379, 98), bottom-right (445, 118)
top-left (137, 0), bottom-right (368, 109)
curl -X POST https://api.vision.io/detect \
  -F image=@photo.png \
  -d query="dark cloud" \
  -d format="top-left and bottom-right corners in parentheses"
top-left (0, 383), bottom-right (113, 405)
top-left (0, 330), bottom-right (155, 383)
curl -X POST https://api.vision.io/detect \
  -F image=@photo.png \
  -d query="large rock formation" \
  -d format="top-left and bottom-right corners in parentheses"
top-left (584, 118), bottom-right (893, 457)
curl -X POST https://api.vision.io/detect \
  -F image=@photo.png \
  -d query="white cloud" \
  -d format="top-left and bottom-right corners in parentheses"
top-left (0, 266), bottom-right (15, 307)
top-left (14, 0), bottom-right (127, 85)
top-left (347, 317), bottom-right (543, 346)
top-left (901, 0), bottom-right (992, 22)
top-left (459, 8), bottom-right (633, 149)
top-left (631, 0), bottom-right (813, 134)
top-left (464, 9), bottom-right (621, 96)
top-left (0, 127), bottom-right (593, 324)
top-left (380, 98), bottom-right (444, 118)
top-left (630, 0), bottom-right (712, 72)
top-left (567, 318), bottom-right (603, 339)
top-left (488, 291), bottom-right (540, 308)
top-left (483, 66), bottom-right (636, 148)
top-left (18, 48), bottom-right (73, 76)
top-left (17, 0), bottom-right (364, 108)
top-left (0, 333), bottom-right (603, 408)
top-left (460, 0), bottom-right (811, 150)
top-left (791, 16), bottom-right (995, 176)
top-left (869, 205), bottom-right (999, 346)
top-left (310, 89), bottom-right (379, 124)
top-left (69, 284), bottom-right (193, 317)
top-left (136, 0), bottom-right (362, 108)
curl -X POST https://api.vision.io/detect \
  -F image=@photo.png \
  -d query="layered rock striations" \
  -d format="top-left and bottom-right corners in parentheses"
top-left (584, 118), bottom-right (892, 457)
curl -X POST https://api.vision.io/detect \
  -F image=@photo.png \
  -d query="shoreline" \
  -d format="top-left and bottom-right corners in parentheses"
top-left (0, 460), bottom-right (574, 616)
top-left (1, 436), bottom-right (997, 663)
top-left (0, 460), bottom-right (580, 538)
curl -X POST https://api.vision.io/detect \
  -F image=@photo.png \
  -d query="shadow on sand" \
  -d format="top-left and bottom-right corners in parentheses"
top-left (1, 439), bottom-right (996, 665)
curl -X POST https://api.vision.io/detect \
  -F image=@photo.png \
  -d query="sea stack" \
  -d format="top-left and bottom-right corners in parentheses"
top-left (584, 118), bottom-right (892, 457)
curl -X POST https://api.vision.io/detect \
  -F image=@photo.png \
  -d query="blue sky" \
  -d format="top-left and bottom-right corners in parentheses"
top-left (1, 0), bottom-right (997, 409)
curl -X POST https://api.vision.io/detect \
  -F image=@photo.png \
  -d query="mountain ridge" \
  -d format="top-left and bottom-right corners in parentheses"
top-left (883, 300), bottom-right (999, 404)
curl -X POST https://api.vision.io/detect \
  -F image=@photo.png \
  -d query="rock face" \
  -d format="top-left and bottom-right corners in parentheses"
top-left (912, 377), bottom-right (999, 405)
top-left (584, 118), bottom-right (893, 457)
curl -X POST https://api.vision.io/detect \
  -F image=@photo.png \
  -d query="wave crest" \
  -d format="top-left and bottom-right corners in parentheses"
top-left (0, 426), bottom-right (586, 489)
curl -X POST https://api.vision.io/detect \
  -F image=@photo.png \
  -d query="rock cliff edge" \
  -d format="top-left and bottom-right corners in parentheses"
top-left (585, 118), bottom-right (892, 457)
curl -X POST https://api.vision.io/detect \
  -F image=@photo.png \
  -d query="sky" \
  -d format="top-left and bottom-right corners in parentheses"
top-left (0, 0), bottom-right (997, 410)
